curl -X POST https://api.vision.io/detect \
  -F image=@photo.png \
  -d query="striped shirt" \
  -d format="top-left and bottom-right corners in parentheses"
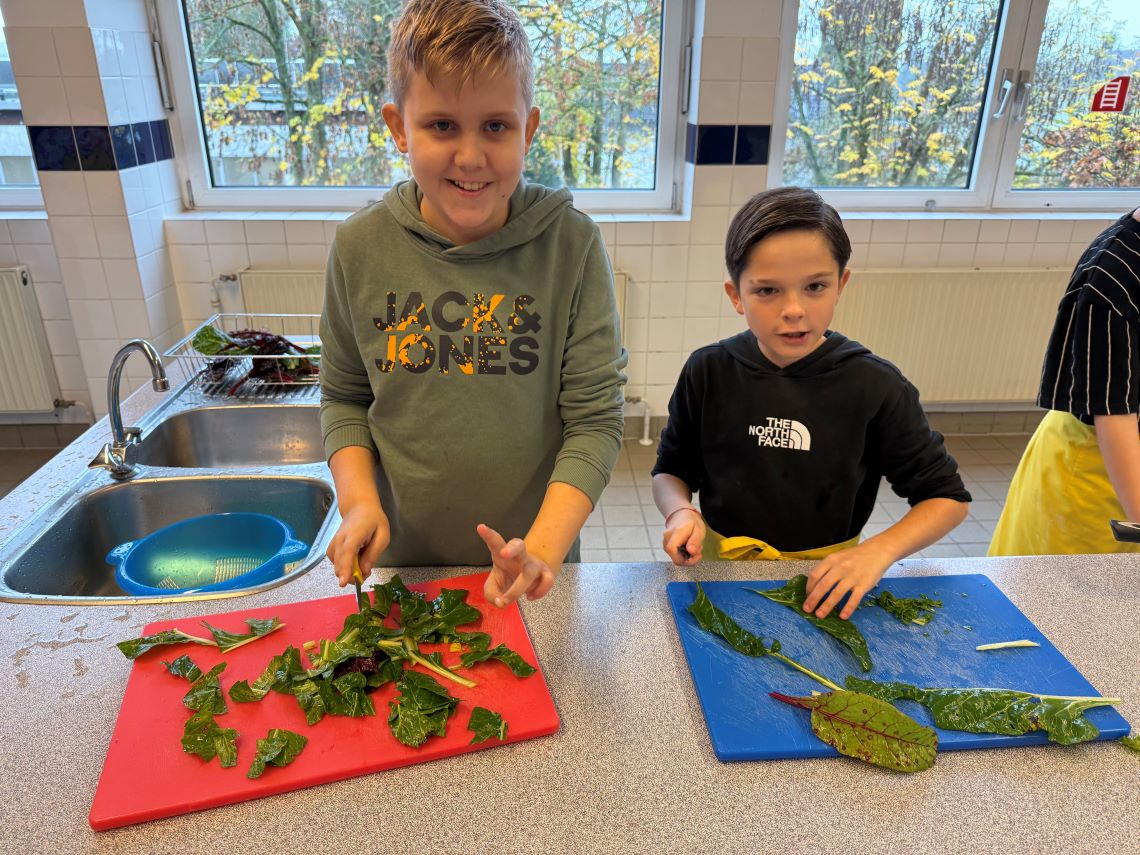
top-left (1038, 211), bottom-right (1140, 424)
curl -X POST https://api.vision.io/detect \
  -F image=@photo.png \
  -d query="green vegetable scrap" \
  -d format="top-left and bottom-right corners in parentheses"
top-left (117, 629), bottom-right (215, 660)
top-left (181, 709), bottom-right (238, 768)
top-left (388, 671), bottom-right (461, 748)
top-left (869, 590), bottom-right (943, 626)
top-left (1120, 734), bottom-right (1140, 753)
top-left (161, 654), bottom-right (203, 682)
top-left (975, 640), bottom-right (1040, 652)
top-left (770, 690), bottom-right (937, 773)
top-left (247, 729), bottom-right (308, 779)
top-left (846, 676), bottom-right (1122, 745)
top-left (202, 617), bottom-right (286, 653)
top-left (747, 576), bottom-right (873, 672)
top-left (468, 707), bottom-right (508, 744)
top-left (182, 662), bottom-right (229, 714)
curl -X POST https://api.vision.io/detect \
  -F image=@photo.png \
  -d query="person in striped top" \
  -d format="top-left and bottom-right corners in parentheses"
top-left (990, 207), bottom-right (1140, 554)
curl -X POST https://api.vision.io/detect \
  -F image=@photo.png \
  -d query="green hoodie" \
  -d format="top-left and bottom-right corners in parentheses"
top-left (320, 178), bottom-right (628, 566)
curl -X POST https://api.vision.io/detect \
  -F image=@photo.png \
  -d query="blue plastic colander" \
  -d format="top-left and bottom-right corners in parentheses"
top-left (107, 512), bottom-right (310, 596)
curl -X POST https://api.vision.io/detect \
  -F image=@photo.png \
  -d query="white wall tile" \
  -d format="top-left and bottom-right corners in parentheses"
top-left (59, 258), bottom-right (107, 299)
top-left (682, 317), bottom-right (720, 352)
top-left (740, 38), bottom-right (780, 82)
top-left (284, 219), bottom-right (326, 244)
top-left (870, 220), bottom-right (908, 243)
top-left (942, 220), bottom-right (981, 243)
top-left (866, 243), bottom-right (905, 267)
top-left (132, 32), bottom-right (155, 76)
top-left (112, 298), bottom-right (150, 339)
top-left (615, 221), bottom-right (653, 245)
top-left (937, 243), bottom-right (974, 267)
top-left (3, 0), bottom-right (87, 27)
top-left (696, 80), bottom-right (740, 124)
top-left (165, 219), bottom-right (206, 245)
top-left (648, 317), bottom-right (685, 350)
top-left (4, 27), bottom-right (60, 76)
top-left (169, 243), bottom-right (212, 282)
top-left (901, 243), bottom-right (941, 268)
top-left (287, 243), bottom-right (329, 268)
top-left (33, 280), bottom-right (70, 319)
top-left (138, 248), bottom-right (173, 298)
top-left (614, 245), bottom-right (651, 284)
top-left (1003, 242), bottom-right (1035, 266)
top-left (624, 277), bottom-right (650, 317)
top-left (204, 219), bottom-right (246, 244)
top-left (646, 351), bottom-right (683, 385)
top-left (692, 165), bottom-right (732, 205)
top-left (972, 244), bottom-right (1005, 267)
top-left (127, 211), bottom-right (156, 255)
top-left (85, 171), bottom-right (126, 215)
top-left (122, 74), bottom-right (149, 122)
top-left (623, 316), bottom-right (649, 352)
top-left (245, 220), bottom-right (286, 244)
top-left (9, 219), bottom-right (52, 244)
top-left (737, 82), bottom-right (774, 124)
top-left (1008, 220), bottom-right (1038, 242)
top-left (99, 75), bottom-right (130, 125)
top-left (652, 220), bottom-right (690, 245)
top-left (687, 243), bottom-right (725, 281)
top-left (699, 37), bottom-right (742, 81)
top-left (686, 282), bottom-right (726, 317)
top-left (842, 219), bottom-right (872, 243)
top-left (248, 244), bottom-right (289, 267)
top-left (53, 27), bottom-right (97, 77)
top-left (977, 220), bottom-right (1011, 243)
top-left (703, 0), bottom-right (781, 38)
top-left (15, 75), bottom-right (70, 123)
top-left (69, 298), bottom-right (116, 340)
top-left (649, 281), bottom-right (686, 317)
top-left (50, 215), bottom-right (100, 258)
top-left (102, 258), bottom-right (144, 300)
top-left (651, 245), bottom-right (689, 283)
top-left (38, 171), bottom-right (89, 215)
top-left (1036, 220), bottom-right (1074, 244)
top-left (208, 244), bottom-right (250, 278)
top-left (91, 28), bottom-right (122, 76)
top-left (42, 318), bottom-right (79, 356)
top-left (52, 354), bottom-right (86, 391)
top-left (1070, 220), bottom-right (1112, 242)
top-left (1032, 243), bottom-right (1074, 268)
top-left (85, 0), bottom-right (149, 32)
top-left (906, 220), bottom-right (944, 243)
top-left (730, 165), bottom-right (767, 205)
top-left (93, 215), bottom-right (136, 258)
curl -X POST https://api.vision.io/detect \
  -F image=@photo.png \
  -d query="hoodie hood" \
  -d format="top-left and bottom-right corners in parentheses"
top-left (721, 329), bottom-right (871, 377)
top-left (384, 177), bottom-right (574, 261)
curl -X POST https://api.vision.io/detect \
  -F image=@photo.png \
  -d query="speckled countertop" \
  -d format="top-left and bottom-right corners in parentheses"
top-left (1, 388), bottom-right (1138, 853)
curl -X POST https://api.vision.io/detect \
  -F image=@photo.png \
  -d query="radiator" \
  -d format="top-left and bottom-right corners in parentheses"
top-left (239, 268), bottom-right (632, 345)
top-left (0, 265), bottom-right (59, 413)
top-left (833, 269), bottom-right (1070, 404)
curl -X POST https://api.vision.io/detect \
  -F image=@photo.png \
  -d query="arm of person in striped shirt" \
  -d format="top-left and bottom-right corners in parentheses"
top-left (1095, 413), bottom-right (1140, 523)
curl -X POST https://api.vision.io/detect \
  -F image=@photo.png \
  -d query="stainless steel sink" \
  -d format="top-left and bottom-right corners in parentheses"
top-left (134, 405), bottom-right (323, 467)
top-left (0, 474), bottom-right (336, 604)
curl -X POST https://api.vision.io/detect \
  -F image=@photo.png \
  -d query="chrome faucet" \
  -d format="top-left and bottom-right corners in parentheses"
top-left (89, 339), bottom-right (170, 480)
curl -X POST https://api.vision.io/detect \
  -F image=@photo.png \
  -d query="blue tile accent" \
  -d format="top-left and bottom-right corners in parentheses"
top-left (694, 124), bottom-right (735, 165)
top-left (110, 124), bottom-right (137, 169)
top-left (735, 125), bottom-right (771, 166)
top-left (685, 122), bottom-right (698, 164)
top-left (149, 119), bottom-right (173, 161)
top-left (28, 126), bottom-right (80, 171)
top-left (131, 122), bottom-right (155, 165)
top-left (74, 126), bottom-right (116, 171)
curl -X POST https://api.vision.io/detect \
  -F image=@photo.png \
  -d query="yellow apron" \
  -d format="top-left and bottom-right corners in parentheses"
top-left (706, 525), bottom-right (859, 561)
top-left (988, 410), bottom-right (1140, 555)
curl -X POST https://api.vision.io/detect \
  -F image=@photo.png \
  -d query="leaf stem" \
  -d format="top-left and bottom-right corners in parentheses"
top-left (406, 650), bottom-right (477, 689)
top-left (218, 623), bottom-right (286, 653)
top-left (770, 651), bottom-right (842, 691)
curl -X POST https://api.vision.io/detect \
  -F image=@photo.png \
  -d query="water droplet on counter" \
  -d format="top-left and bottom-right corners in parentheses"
top-left (60, 611), bottom-right (80, 623)
top-left (111, 610), bottom-right (130, 622)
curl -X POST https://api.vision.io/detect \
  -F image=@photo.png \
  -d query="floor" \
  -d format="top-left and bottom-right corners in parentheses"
top-left (0, 434), bottom-right (1024, 559)
top-left (581, 433), bottom-right (1026, 560)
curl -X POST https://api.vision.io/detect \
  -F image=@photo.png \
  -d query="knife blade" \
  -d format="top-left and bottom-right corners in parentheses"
top-left (351, 557), bottom-right (366, 611)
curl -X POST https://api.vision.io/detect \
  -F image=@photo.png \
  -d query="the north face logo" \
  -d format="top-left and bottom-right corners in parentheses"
top-left (748, 418), bottom-right (811, 450)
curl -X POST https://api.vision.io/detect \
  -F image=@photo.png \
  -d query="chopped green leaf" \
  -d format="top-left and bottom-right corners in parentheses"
top-left (459, 643), bottom-right (536, 677)
top-left (161, 654), bottom-right (203, 682)
top-left (247, 729), bottom-right (308, 779)
top-left (201, 617), bottom-right (285, 653)
top-left (468, 707), bottom-right (508, 744)
top-left (869, 590), bottom-right (943, 626)
top-left (771, 690), bottom-right (937, 773)
top-left (181, 709), bottom-right (238, 767)
top-left (116, 629), bottom-right (215, 660)
top-left (387, 671), bottom-right (460, 748)
top-left (749, 577), bottom-right (873, 671)
top-left (183, 662), bottom-right (228, 714)
top-left (1120, 734), bottom-right (1140, 753)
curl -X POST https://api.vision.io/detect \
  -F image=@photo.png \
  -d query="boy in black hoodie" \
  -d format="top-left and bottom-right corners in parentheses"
top-left (652, 187), bottom-right (970, 620)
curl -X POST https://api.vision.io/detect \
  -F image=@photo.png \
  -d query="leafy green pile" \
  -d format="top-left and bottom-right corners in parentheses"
top-left (869, 590), bottom-right (943, 625)
top-left (748, 575), bottom-right (873, 671)
top-left (117, 617), bottom-right (285, 659)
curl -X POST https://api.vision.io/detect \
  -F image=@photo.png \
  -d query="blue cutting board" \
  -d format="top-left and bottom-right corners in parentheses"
top-left (667, 574), bottom-right (1130, 761)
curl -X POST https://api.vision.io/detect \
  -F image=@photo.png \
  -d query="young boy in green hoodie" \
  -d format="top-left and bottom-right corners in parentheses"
top-left (320, 0), bottom-right (627, 607)
top-left (652, 187), bottom-right (970, 619)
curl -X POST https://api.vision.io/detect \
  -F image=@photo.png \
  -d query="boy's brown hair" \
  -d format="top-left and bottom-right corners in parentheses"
top-left (725, 187), bottom-right (852, 285)
top-left (387, 0), bottom-right (535, 108)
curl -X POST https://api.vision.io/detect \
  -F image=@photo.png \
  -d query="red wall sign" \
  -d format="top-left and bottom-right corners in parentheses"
top-left (1091, 76), bottom-right (1132, 112)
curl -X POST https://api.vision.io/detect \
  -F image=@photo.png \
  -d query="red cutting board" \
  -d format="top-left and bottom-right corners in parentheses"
top-left (89, 572), bottom-right (559, 831)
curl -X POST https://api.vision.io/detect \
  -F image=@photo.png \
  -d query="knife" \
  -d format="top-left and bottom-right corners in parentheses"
top-left (352, 557), bottom-right (367, 611)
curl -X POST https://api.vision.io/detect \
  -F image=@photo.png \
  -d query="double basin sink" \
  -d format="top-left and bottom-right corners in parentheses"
top-left (0, 396), bottom-right (338, 604)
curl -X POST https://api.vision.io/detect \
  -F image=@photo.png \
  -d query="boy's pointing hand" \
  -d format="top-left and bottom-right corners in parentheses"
top-left (477, 523), bottom-right (557, 608)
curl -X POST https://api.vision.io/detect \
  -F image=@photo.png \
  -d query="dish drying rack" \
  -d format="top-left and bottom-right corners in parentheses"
top-left (164, 313), bottom-right (321, 399)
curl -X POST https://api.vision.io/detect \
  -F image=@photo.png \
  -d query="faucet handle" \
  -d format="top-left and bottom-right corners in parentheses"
top-left (123, 426), bottom-right (142, 444)
top-left (89, 441), bottom-right (138, 480)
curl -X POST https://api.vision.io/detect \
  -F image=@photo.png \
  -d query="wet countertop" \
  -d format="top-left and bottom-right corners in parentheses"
top-left (1, 388), bottom-right (1138, 852)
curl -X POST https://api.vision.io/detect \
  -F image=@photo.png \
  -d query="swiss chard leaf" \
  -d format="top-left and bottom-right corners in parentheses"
top-left (771, 690), bottom-right (937, 773)
top-left (161, 654), bottom-right (202, 682)
top-left (387, 671), bottom-right (460, 747)
top-left (181, 709), bottom-right (238, 768)
top-left (458, 643), bottom-right (537, 677)
top-left (1120, 734), bottom-right (1140, 752)
top-left (687, 582), bottom-right (770, 658)
top-left (116, 629), bottom-right (214, 660)
top-left (846, 676), bottom-right (1118, 745)
top-left (870, 590), bottom-right (943, 625)
top-left (202, 617), bottom-right (285, 653)
top-left (748, 576), bottom-right (873, 672)
top-left (247, 728), bottom-right (308, 779)
top-left (229, 649), bottom-right (296, 703)
top-left (183, 662), bottom-right (228, 714)
top-left (468, 706), bottom-right (508, 744)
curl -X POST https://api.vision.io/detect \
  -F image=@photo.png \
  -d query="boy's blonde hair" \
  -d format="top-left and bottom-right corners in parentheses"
top-left (387, 0), bottom-right (535, 108)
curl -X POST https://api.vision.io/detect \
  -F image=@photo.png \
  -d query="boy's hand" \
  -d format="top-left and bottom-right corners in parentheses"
top-left (477, 523), bottom-right (557, 608)
top-left (662, 508), bottom-right (704, 566)
top-left (802, 542), bottom-right (894, 620)
top-left (327, 504), bottom-right (390, 587)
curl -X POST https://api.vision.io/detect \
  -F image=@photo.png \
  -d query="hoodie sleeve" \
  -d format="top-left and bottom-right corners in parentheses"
top-left (550, 231), bottom-right (629, 505)
top-left (870, 373), bottom-right (971, 505)
top-left (319, 236), bottom-right (378, 460)
top-left (651, 354), bottom-right (707, 493)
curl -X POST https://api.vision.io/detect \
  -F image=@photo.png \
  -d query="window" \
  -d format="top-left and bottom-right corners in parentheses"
top-left (159, 1), bottom-right (685, 211)
top-left (770, 0), bottom-right (1140, 210)
top-left (0, 8), bottom-right (43, 208)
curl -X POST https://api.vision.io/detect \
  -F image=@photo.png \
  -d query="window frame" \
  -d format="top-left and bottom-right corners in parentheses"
top-left (767, 0), bottom-right (1139, 213)
top-left (157, 0), bottom-right (688, 213)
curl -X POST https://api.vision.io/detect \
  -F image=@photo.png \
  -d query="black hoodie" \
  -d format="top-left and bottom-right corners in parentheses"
top-left (653, 330), bottom-right (970, 552)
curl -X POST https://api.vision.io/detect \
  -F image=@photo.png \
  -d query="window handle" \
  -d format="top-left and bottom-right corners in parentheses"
top-left (1013, 70), bottom-right (1034, 120)
top-left (991, 68), bottom-right (1014, 118)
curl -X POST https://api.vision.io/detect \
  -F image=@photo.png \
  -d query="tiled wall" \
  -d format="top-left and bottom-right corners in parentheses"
top-left (0, 0), bottom-right (1126, 424)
